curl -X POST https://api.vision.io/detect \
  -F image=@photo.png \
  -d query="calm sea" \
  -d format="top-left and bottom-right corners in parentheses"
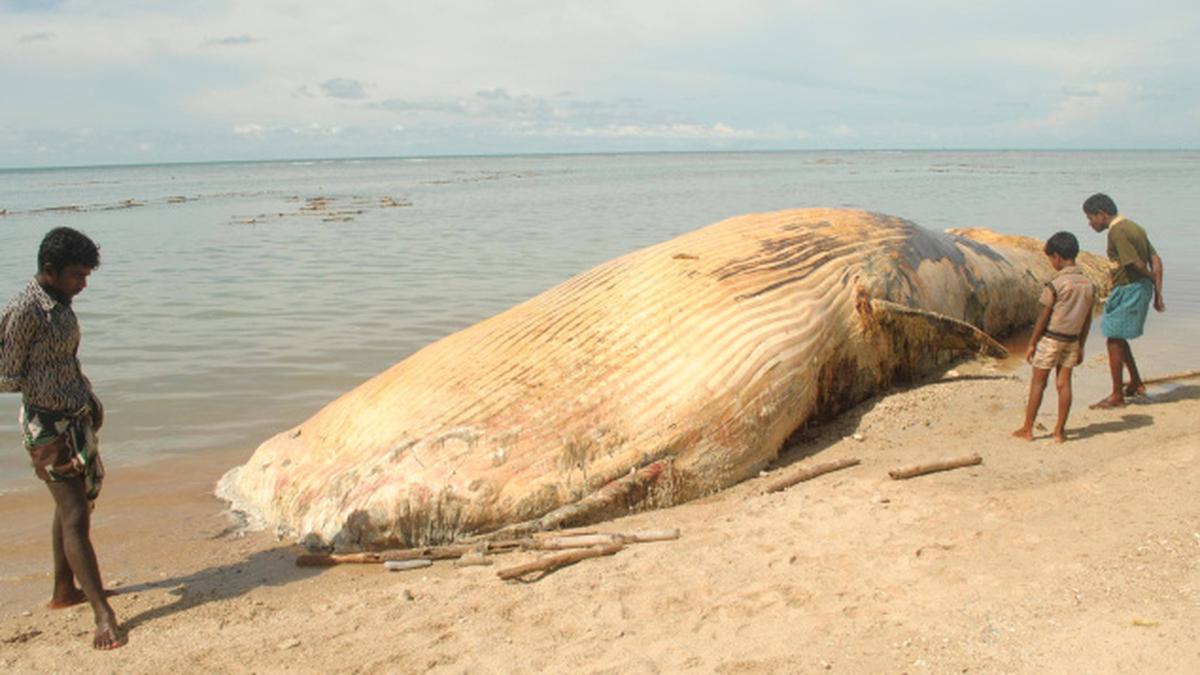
top-left (2, 151), bottom-right (1198, 491)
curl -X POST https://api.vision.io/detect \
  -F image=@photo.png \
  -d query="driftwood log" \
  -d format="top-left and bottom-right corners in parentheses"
top-left (295, 540), bottom-right (524, 567)
top-left (763, 458), bottom-right (861, 494)
top-left (384, 559), bottom-right (433, 572)
top-left (295, 529), bottom-right (680, 567)
top-left (888, 454), bottom-right (982, 480)
top-left (536, 529), bottom-right (680, 550)
top-left (497, 542), bottom-right (625, 581)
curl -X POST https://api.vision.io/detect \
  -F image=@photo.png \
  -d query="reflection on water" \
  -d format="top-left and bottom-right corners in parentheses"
top-left (2, 151), bottom-right (1198, 489)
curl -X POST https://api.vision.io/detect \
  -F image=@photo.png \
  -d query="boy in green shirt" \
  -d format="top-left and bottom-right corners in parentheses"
top-left (1082, 193), bottom-right (1166, 409)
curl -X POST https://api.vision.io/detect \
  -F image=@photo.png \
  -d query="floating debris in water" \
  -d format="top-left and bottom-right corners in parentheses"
top-left (101, 198), bottom-right (144, 210)
top-left (230, 194), bottom-right (410, 226)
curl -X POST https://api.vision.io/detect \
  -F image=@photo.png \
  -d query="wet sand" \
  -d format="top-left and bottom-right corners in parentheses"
top-left (1, 357), bottom-right (1198, 673)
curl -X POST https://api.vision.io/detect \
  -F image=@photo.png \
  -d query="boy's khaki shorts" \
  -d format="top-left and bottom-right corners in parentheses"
top-left (1031, 336), bottom-right (1080, 370)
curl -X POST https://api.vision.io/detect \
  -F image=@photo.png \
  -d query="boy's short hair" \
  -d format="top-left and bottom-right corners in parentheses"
top-left (1082, 193), bottom-right (1118, 216)
top-left (1044, 231), bottom-right (1080, 260)
top-left (38, 227), bottom-right (101, 272)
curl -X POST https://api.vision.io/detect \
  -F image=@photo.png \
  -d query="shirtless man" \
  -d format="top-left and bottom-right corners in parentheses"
top-left (1, 227), bottom-right (122, 649)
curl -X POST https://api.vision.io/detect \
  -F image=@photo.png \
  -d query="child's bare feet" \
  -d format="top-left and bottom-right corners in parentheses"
top-left (1089, 395), bottom-right (1125, 410)
top-left (93, 614), bottom-right (124, 650)
top-left (1012, 428), bottom-right (1034, 441)
top-left (1053, 431), bottom-right (1067, 443)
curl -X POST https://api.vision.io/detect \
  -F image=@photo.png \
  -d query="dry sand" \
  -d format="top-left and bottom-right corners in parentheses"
top-left (1, 356), bottom-right (1198, 674)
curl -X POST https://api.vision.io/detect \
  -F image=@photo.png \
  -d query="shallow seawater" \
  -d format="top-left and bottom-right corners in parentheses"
top-left (1, 151), bottom-right (1197, 491)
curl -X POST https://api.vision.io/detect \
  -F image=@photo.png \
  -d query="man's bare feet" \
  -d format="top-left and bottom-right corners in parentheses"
top-left (93, 615), bottom-right (124, 650)
top-left (1089, 395), bottom-right (1125, 410)
top-left (47, 587), bottom-right (87, 609)
top-left (47, 587), bottom-right (116, 609)
top-left (1012, 428), bottom-right (1034, 441)
top-left (1123, 382), bottom-right (1146, 398)
top-left (1053, 431), bottom-right (1067, 443)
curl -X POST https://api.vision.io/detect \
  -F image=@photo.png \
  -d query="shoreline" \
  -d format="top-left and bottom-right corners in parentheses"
top-left (1, 357), bottom-right (1197, 672)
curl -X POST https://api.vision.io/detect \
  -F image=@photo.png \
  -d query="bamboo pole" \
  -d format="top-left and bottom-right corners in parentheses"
top-left (497, 542), bottom-right (625, 581)
top-left (763, 458), bottom-right (861, 494)
top-left (888, 454), bottom-right (982, 480)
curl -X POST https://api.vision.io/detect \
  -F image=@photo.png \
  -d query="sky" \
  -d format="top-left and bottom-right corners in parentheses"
top-left (2, 0), bottom-right (1198, 168)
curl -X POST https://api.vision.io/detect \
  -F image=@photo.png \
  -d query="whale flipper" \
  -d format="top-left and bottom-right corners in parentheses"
top-left (871, 299), bottom-right (1008, 358)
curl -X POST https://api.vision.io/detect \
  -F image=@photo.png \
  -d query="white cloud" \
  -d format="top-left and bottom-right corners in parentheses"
top-left (203, 35), bottom-right (258, 47)
top-left (1014, 82), bottom-right (1137, 133)
top-left (530, 121), bottom-right (771, 141)
top-left (2, 0), bottom-right (1198, 165)
top-left (319, 78), bottom-right (368, 100)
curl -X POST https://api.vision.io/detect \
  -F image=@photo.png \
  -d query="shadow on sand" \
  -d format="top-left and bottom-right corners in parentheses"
top-left (1073, 384), bottom-right (1199, 440)
top-left (771, 374), bottom-right (1012, 470)
top-left (1137, 383), bottom-right (1200, 405)
top-left (1072, 413), bottom-right (1154, 440)
top-left (116, 546), bottom-right (321, 634)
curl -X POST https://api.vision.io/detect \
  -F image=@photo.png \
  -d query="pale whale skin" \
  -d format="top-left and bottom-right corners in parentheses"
top-left (218, 209), bottom-right (1110, 550)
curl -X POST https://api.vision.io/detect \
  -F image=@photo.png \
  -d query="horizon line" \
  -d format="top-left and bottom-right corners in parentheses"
top-left (2, 146), bottom-right (1197, 173)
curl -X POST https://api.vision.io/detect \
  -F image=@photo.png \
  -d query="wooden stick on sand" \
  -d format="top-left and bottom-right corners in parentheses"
top-left (763, 458), bottom-right (861, 494)
top-left (294, 529), bottom-right (680, 567)
top-left (497, 542), bottom-right (625, 581)
top-left (295, 540), bottom-right (524, 567)
top-left (888, 454), bottom-right (982, 480)
top-left (536, 528), bottom-right (679, 550)
top-left (1141, 369), bottom-right (1200, 386)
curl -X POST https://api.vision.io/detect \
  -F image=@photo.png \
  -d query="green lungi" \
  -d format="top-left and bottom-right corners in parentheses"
top-left (20, 402), bottom-right (105, 501)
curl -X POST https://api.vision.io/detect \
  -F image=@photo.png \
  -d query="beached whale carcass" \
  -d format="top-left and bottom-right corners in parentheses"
top-left (219, 208), bottom-right (1110, 550)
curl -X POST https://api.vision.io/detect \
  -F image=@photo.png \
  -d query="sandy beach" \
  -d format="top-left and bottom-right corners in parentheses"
top-left (1, 354), bottom-right (1197, 674)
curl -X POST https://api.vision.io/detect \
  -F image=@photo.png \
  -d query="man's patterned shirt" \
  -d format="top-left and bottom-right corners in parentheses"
top-left (1, 278), bottom-right (94, 411)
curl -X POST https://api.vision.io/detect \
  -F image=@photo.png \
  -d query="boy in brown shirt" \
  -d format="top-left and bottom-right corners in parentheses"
top-left (1013, 231), bottom-right (1096, 443)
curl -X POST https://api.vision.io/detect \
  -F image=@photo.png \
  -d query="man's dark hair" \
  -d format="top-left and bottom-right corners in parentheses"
top-left (1044, 231), bottom-right (1080, 260)
top-left (1082, 193), bottom-right (1118, 216)
top-left (38, 227), bottom-right (101, 272)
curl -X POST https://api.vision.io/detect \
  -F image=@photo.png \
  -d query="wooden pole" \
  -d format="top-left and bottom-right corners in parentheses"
top-left (888, 454), bottom-right (982, 480)
top-left (295, 539), bottom-right (524, 567)
top-left (763, 458), bottom-right (861, 494)
top-left (497, 542), bottom-right (625, 581)
top-left (295, 552), bottom-right (383, 567)
top-left (1141, 369), bottom-right (1200, 386)
top-left (535, 528), bottom-right (680, 550)
top-left (294, 529), bottom-right (679, 567)
top-left (384, 559), bottom-right (432, 572)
